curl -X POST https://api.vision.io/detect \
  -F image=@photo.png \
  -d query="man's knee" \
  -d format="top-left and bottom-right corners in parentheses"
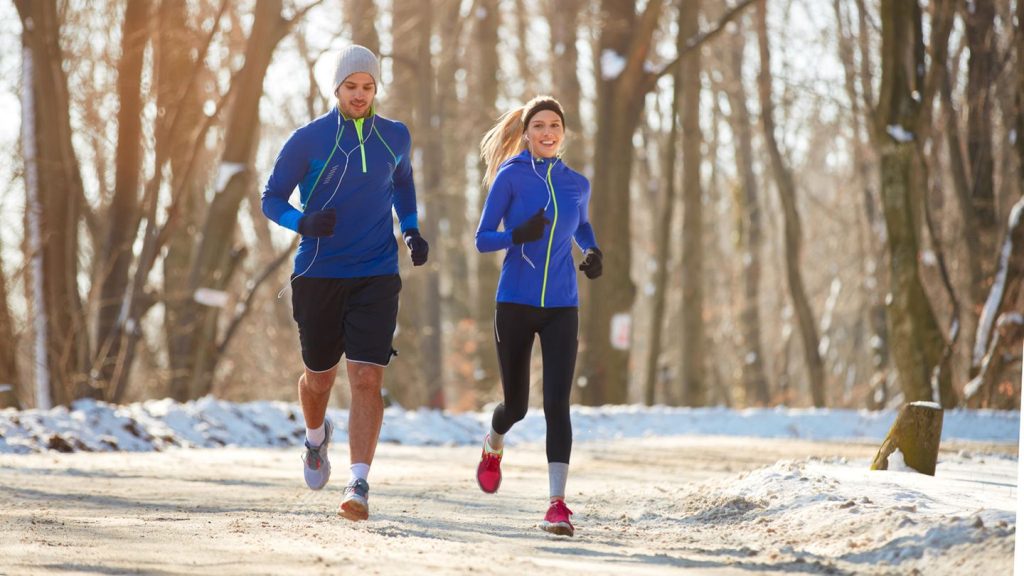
top-left (349, 362), bottom-right (383, 394)
top-left (302, 368), bottom-right (336, 394)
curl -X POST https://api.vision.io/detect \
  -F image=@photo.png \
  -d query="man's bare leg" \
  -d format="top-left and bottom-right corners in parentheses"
top-left (299, 366), bottom-right (338, 431)
top-left (299, 365), bottom-right (338, 490)
top-left (346, 361), bottom-right (384, 466)
top-left (339, 361), bottom-right (383, 520)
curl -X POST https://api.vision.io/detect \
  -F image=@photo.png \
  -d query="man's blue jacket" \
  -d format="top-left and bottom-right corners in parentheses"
top-left (262, 108), bottom-right (418, 279)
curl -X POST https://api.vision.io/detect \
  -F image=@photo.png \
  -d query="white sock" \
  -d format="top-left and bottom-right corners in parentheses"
top-left (350, 462), bottom-right (370, 482)
top-left (487, 428), bottom-right (504, 452)
top-left (305, 423), bottom-right (326, 447)
top-left (549, 462), bottom-right (569, 501)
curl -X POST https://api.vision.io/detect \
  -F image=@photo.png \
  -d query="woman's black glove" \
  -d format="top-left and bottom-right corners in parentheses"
top-left (579, 247), bottom-right (603, 279)
top-left (403, 228), bottom-right (429, 266)
top-left (298, 208), bottom-right (336, 237)
top-left (511, 208), bottom-right (549, 245)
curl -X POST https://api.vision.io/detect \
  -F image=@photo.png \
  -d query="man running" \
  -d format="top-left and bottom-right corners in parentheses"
top-left (261, 45), bottom-right (428, 521)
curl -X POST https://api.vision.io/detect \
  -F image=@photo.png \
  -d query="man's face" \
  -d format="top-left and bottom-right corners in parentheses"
top-left (335, 72), bottom-right (376, 119)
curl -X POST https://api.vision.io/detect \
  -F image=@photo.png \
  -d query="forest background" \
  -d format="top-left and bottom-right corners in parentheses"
top-left (1, 0), bottom-right (1021, 414)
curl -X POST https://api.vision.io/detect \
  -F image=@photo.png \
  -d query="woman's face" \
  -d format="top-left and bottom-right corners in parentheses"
top-left (335, 72), bottom-right (376, 119)
top-left (525, 110), bottom-right (564, 159)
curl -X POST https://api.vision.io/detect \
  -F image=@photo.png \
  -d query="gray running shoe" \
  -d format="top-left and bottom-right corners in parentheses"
top-left (301, 418), bottom-right (333, 490)
top-left (339, 478), bottom-right (370, 521)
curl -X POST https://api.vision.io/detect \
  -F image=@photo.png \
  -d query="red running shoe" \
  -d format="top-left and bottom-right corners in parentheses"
top-left (539, 499), bottom-right (574, 537)
top-left (476, 435), bottom-right (503, 494)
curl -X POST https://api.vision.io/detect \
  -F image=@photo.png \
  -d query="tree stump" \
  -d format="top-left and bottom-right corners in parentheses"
top-left (870, 402), bottom-right (944, 475)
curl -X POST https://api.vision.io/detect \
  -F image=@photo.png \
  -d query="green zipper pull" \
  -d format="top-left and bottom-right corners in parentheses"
top-left (354, 117), bottom-right (367, 173)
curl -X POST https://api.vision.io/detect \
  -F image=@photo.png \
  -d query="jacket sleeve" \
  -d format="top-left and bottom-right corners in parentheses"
top-left (573, 175), bottom-right (598, 251)
top-left (261, 130), bottom-right (307, 233)
top-left (391, 122), bottom-right (419, 233)
top-left (475, 170), bottom-right (515, 252)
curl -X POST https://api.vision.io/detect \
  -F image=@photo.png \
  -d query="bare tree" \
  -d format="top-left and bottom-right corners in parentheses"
top-left (755, 0), bottom-right (825, 407)
top-left (16, 0), bottom-right (92, 406)
top-left (346, 0), bottom-right (380, 53)
top-left (964, 0), bottom-right (998, 290)
top-left (678, 0), bottom-right (706, 407)
top-left (472, 0), bottom-right (502, 400)
top-left (872, 0), bottom-right (955, 407)
top-left (725, 19), bottom-right (769, 405)
top-left (0, 236), bottom-right (19, 408)
top-left (94, 0), bottom-right (150, 397)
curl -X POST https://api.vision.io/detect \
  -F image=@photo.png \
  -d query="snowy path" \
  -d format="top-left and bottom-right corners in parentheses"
top-left (0, 436), bottom-right (1015, 575)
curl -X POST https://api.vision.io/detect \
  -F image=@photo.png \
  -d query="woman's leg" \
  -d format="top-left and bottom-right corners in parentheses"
top-left (539, 307), bottom-right (579, 499)
top-left (491, 303), bottom-right (538, 437)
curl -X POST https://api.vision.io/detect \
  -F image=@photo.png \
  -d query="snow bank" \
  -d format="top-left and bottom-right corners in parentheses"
top-left (0, 399), bottom-right (1018, 454)
top-left (602, 454), bottom-right (1016, 574)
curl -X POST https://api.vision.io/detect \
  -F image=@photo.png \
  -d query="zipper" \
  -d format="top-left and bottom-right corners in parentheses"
top-left (540, 161), bottom-right (558, 307)
top-left (354, 117), bottom-right (367, 172)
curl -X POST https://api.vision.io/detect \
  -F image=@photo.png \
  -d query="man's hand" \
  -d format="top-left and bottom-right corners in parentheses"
top-left (404, 228), bottom-right (429, 266)
top-left (511, 208), bottom-right (549, 245)
top-left (579, 247), bottom-right (603, 279)
top-left (298, 208), bottom-right (336, 237)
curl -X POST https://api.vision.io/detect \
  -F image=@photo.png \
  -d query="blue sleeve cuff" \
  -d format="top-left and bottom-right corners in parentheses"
top-left (400, 213), bottom-right (419, 233)
top-left (281, 211), bottom-right (303, 233)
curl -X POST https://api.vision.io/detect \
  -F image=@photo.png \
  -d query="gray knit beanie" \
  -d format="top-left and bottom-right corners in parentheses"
top-left (332, 45), bottom-right (380, 94)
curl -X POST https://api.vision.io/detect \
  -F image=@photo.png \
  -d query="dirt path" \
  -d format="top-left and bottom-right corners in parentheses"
top-left (0, 437), bottom-right (1015, 575)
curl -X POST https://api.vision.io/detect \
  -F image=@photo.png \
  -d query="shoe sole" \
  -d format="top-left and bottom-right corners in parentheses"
top-left (339, 498), bottom-right (369, 521)
top-left (539, 521), bottom-right (574, 537)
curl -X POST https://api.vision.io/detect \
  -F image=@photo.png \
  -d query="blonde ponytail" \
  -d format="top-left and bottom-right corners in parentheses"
top-left (480, 106), bottom-right (527, 188)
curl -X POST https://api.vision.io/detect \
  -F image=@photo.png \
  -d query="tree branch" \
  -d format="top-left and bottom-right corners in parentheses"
top-left (646, 0), bottom-right (758, 89)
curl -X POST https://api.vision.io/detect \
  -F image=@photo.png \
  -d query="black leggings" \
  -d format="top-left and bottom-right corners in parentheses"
top-left (491, 302), bottom-right (578, 463)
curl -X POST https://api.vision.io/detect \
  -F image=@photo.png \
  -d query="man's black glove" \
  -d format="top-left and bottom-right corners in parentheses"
top-left (579, 247), bottom-right (603, 279)
top-left (511, 208), bottom-right (549, 245)
top-left (403, 228), bottom-right (429, 266)
top-left (298, 208), bottom-right (336, 237)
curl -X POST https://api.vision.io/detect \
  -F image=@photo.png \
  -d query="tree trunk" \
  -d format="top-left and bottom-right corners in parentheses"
top-left (346, 0), bottom-right (380, 53)
top-left (472, 0), bottom-right (502, 401)
top-left (415, 0), bottom-right (446, 409)
top-left (643, 68), bottom-right (680, 407)
top-left (580, 0), bottom-right (664, 405)
top-left (833, 0), bottom-right (890, 399)
top-left (186, 0), bottom-right (294, 398)
top-left (546, 0), bottom-right (585, 171)
top-left (160, 0), bottom-right (212, 401)
top-left (0, 234), bottom-right (20, 408)
top-left (873, 0), bottom-right (955, 408)
top-left (678, 0), bottom-right (705, 407)
top-left (95, 0), bottom-right (150, 396)
top-left (756, 0), bottom-right (825, 407)
top-left (16, 0), bottom-right (92, 406)
top-left (726, 21), bottom-right (769, 406)
top-left (870, 401), bottom-right (943, 475)
top-left (964, 0), bottom-right (998, 289)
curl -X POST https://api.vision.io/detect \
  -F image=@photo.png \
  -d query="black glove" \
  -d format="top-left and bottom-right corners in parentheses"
top-left (579, 247), bottom-right (603, 279)
top-left (511, 208), bottom-right (549, 245)
top-left (403, 228), bottom-right (429, 266)
top-left (298, 208), bottom-right (336, 237)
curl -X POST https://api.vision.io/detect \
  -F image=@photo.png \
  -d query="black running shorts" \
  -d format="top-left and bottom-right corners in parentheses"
top-left (290, 274), bottom-right (401, 371)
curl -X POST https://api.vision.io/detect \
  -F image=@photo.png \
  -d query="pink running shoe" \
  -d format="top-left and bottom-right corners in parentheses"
top-left (539, 499), bottom-right (574, 537)
top-left (476, 435), bottom-right (503, 494)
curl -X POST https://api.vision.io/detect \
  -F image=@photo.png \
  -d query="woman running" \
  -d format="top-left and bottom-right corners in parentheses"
top-left (474, 95), bottom-right (603, 537)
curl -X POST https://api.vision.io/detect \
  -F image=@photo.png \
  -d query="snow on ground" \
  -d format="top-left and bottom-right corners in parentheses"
top-left (616, 449), bottom-right (1017, 574)
top-left (0, 398), bottom-right (1018, 573)
top-left (0, 397), bottom-right (1018, 454)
